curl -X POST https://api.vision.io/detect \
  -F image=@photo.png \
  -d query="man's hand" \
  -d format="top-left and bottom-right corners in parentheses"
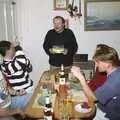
top-left (49, 48), bottom-right (56, 54)
top-left (8, 87), bottom-right (26, 96)
top-left (16, 89), bottom-right (27, 96)
top-left (71, 66), bottom-right (85, 80)
top-left (16, 108), bottom-right (25, 117)
top-left (12, 40), bottom-right (20, 47)
top-left (63, 48), bottom-right (68, 55)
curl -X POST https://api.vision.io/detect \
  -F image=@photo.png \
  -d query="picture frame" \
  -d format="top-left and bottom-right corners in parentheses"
top-left (84, 0), bottom-right (120, 31)
top-left (54, 0), bottom-right (68, 10)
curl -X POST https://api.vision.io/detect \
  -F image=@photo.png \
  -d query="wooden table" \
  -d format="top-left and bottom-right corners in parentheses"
top-left (25, 71), bottom-right (96, 120)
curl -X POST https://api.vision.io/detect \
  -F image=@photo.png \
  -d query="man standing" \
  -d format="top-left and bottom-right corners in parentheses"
top-left (43, 16), bottom-right (78, 69)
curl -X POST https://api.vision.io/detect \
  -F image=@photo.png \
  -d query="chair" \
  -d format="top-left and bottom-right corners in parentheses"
top-left (73, 54), bottom-right (95, 81)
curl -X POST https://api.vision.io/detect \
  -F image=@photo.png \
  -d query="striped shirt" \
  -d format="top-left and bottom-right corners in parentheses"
top-left (0, 46), bottom-right (33, 91)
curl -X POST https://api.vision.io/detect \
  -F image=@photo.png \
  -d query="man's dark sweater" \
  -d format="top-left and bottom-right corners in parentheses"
top-left (43, 28), bottom-right (78, 67)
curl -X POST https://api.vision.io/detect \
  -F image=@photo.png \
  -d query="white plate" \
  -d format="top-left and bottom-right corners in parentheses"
top-left (74, 103), bottom-right (92, 113)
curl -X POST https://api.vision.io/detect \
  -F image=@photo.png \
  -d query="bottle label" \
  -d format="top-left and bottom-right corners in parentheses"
top-left (44, 108), bottom-right (53, 112)
top-left (59, 78), bottom-right (65, 85)
top-left (44, 116), bottom-right (52, 120)
top-left (44, 108), bottom-right (51, 112)
top-left (44, 108), bottom-right (53, 120)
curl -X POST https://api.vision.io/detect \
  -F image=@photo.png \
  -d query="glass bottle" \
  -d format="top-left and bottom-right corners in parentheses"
top-left (44, 96), bottom-right (53, 120)
top-left (58, 64), bottom-right (67, 99)
top-left (59, 64), bottom-right (65, 85)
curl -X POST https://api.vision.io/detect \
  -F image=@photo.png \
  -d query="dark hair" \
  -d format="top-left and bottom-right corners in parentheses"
top-left (53, 16), bottom-right (65, 24)
top-left (0, 40), bottom-right (11, 57)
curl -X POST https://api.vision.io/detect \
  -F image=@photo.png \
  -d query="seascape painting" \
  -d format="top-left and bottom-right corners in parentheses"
top-left (84, 0), bottom-right (120, 31)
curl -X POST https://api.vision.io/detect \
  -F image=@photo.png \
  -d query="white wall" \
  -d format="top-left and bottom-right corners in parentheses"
top-left (16, 0), bottom-right (120, 85)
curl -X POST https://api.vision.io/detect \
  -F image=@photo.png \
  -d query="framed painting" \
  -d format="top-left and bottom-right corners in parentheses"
top-left (84, 0), bottom-right (120, 31)
top-left (54, 0), bottom-right (68, 10)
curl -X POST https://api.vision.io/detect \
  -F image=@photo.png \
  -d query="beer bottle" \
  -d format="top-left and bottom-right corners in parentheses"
top-left (59, 64), bottom-right (65, 85)
top-left (58, 64), bottom-right (67, 99)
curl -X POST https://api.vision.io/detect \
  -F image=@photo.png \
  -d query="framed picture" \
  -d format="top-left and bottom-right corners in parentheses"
top-left (54, 0), bottom-right (68, 10)
top-left (84, 0), bottom-right (120, 31)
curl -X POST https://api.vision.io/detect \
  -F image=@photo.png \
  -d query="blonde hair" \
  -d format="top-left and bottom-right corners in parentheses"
top-left (93, 44), bottom-right (120, 67)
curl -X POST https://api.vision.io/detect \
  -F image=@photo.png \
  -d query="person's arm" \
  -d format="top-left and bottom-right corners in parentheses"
top-left (65, 29), bottom-right (78, 55)
top-left (43, 31), bottom-right (53, 56)
top-left (11, 42), bottom-right (32, 73)
top-left (0, 108), bottom-right (24, 117)
top-left (71, 66), bottom-right (97, 102)
top-left (7, 86), bottom-right (26, 96)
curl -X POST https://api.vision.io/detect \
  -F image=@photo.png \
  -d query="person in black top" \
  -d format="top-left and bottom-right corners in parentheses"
top-left (43, 16), bottom-right (78, 67)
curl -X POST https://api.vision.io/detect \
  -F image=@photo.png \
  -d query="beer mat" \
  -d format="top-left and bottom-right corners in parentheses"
top-left (32, 93), bottom-right (56, 109)
top-left (71, 90), bottom-right (88, 102)
top-left (70, 81), bottom-right (82, 91)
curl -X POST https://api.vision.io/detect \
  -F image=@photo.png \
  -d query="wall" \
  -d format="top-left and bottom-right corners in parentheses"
top-left (0, 0), bottom-right (17, 41)
top-left (16, 0), bottom-right (120, 85)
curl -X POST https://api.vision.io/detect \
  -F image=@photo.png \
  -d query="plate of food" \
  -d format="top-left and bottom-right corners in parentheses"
top-left (0, 93), bottom-right (11, 108)
top-left (74, 102), bottom-right (92, 113)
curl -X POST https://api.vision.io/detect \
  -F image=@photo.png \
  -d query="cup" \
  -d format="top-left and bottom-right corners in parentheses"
top-left (57, 97), bottom-right (65, 119)
top-left (64, 94), bottom-right (73, 115)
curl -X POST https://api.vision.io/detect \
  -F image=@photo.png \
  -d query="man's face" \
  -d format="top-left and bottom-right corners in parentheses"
top-left (53, 18), bottom-right (65, 33)
top-left (95, 61), bottom-right (107, 72)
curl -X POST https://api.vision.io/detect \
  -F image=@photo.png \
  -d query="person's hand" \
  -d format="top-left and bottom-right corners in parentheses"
top-left (49, 48), bottom-right (55, 54)
top-left (63, 48), bottom-right (68, 55)
top-left (12, 40), bottom-right (20, 47)
top-left (71, 66), bottom-right (85, 80)
top-left (16, 89), bottom-right (27, 96)
top-left (26, 64), bottom-right (32, 73)
top-left (15, 108), bottom-right (25, 118)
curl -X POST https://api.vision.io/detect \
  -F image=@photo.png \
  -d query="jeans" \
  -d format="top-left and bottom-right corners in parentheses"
top-left (9, 93), bottom-right (32, 108)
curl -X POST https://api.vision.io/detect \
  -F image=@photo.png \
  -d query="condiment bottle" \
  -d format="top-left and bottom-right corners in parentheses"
top-left (58, 64), bottom-right (67, 99)
top-left (44, 96), bottom-right (53, 120)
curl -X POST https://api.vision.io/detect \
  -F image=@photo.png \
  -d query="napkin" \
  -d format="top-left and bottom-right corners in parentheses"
top-left (37, 94), bottom-right (51, 106)
top-left (37, 96), bottom-right (46, 106)
top-left (70, 81), bottom-right (82, 91)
